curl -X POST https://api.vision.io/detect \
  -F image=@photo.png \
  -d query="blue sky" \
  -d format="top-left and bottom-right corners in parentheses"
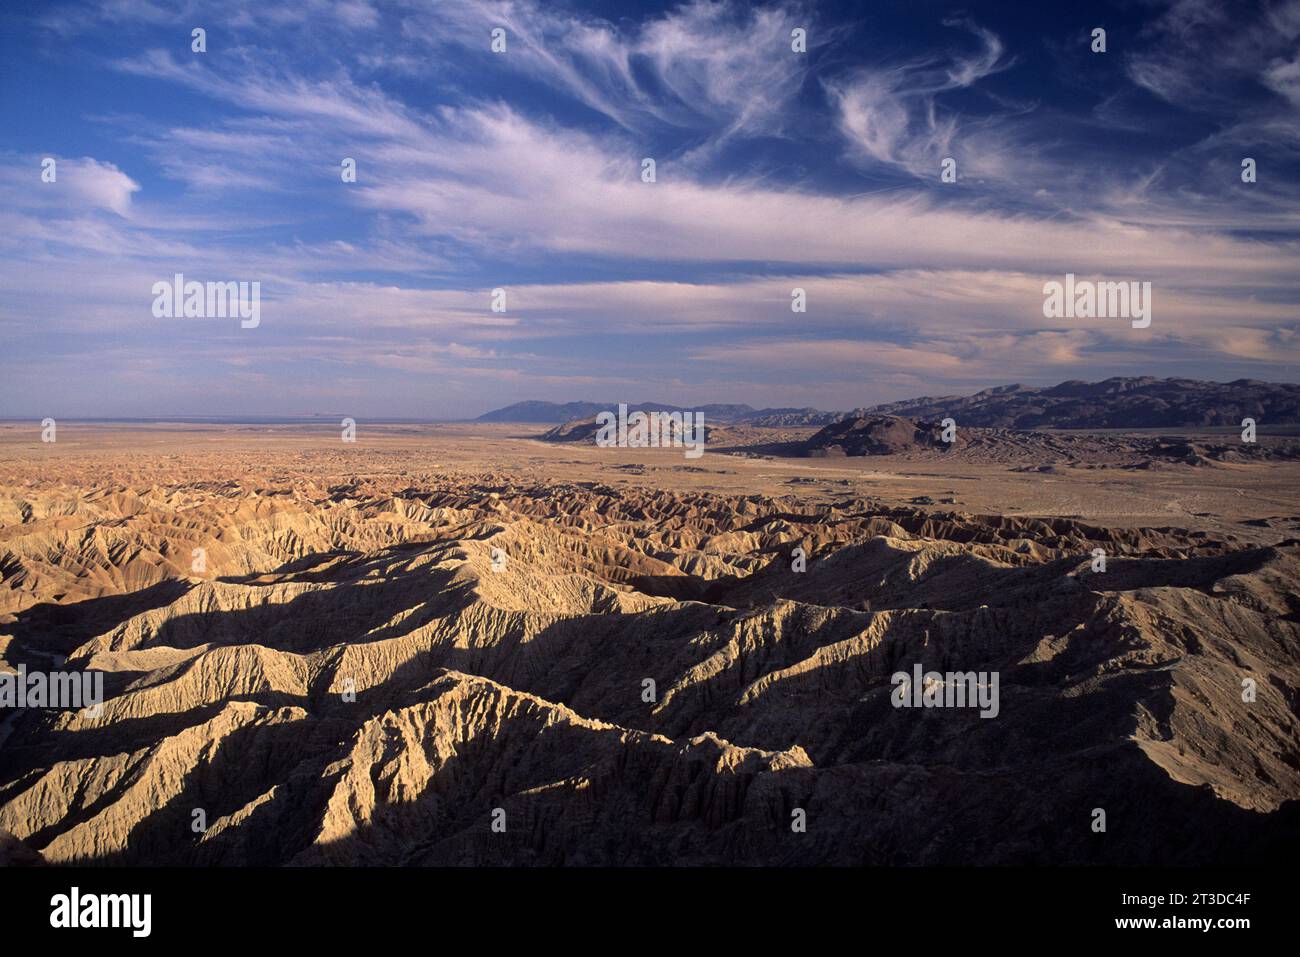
top-left (1, 0), bottom-right (1298, 418)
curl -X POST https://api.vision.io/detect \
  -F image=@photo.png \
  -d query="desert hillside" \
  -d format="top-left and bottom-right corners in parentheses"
top-left (862, 377), bottom-right (1300, 429)
top-left (794, 416), bottom-right (1300, 464)
top-left (1, 425), bottom-right (1298, 865)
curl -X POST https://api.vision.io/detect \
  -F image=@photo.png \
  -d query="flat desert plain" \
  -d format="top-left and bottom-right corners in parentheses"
top-left (1, 422), bottom-right (1298, 865)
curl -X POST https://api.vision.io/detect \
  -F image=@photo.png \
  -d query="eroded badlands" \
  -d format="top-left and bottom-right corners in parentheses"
top-left (1, 424), bottom-right (1297, 865)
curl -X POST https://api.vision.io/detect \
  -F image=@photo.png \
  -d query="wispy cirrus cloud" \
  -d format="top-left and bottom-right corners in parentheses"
top-left (825, 16), bottom-right (1014, 181)
top-left (2, 0), bottom-right (1298, 417)
top-left (401, 0), bottom-right (822, 141)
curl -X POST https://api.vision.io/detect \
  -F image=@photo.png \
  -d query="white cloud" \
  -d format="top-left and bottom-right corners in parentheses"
top-left (4, 1), bottom-right (1298, 417)
top-left (406, 0), bottom-right (818, 138)
top-left (0, 156), bottom-right (140, 216)
top-left (825, 17), bottom-right (1010, 180)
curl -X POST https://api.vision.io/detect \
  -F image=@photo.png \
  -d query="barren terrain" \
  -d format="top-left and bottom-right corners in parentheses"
top-left (1, 422), bottom-right (1298, 865)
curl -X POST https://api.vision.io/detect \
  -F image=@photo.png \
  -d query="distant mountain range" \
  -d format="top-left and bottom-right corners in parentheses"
top-left (481, 378), bottom-right (1300, 429)
top-left (860, 377), bottom-right (1300, 428)
top-left (477, 400), bottom-right (836, 426)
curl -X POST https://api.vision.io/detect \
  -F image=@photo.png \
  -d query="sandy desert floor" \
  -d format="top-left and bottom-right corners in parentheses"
top-left (4, 421), bottom-right (1299, 533)
top-left (0, 422), bottom-right (1298, 865)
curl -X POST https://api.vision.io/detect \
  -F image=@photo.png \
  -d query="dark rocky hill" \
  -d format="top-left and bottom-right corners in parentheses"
top-left (486, 379), bottom-right (1300, 429)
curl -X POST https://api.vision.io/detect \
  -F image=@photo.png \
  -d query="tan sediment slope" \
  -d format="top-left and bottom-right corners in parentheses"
top-left (0, 423), bottom-right (1298, 865)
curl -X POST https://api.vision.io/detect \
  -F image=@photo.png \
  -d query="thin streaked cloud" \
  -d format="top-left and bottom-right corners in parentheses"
top-left (1, 0), bottom-right (1297, 417)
